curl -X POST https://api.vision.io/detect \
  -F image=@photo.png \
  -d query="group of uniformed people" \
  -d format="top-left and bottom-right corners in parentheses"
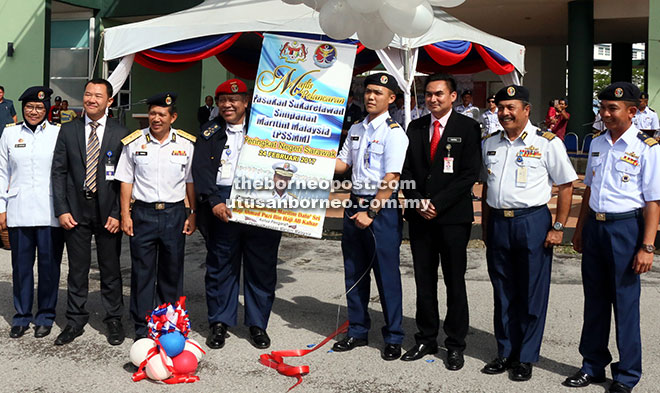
top-left (0, 73), bottom-right (657, 392)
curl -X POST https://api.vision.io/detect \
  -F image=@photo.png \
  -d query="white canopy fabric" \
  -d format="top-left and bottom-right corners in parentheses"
top-left (103, 0), bottom-right (525, 73)
top-left (103, 0), bottom-right (525, 128)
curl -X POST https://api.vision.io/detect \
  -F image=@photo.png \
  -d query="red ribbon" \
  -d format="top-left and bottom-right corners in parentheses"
top-left (259, 321), bottom-right (349, 391)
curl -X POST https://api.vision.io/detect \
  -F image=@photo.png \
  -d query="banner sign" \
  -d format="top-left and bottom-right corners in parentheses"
top-left (229, 33), bottom-right (357, 238)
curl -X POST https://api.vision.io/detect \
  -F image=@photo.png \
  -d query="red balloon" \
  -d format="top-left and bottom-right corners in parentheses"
top-left (172, 350), bottom-right (198, 375)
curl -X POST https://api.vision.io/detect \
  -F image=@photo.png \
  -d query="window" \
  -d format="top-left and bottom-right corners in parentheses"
top-left (50, 19), bottom-right (93, 108)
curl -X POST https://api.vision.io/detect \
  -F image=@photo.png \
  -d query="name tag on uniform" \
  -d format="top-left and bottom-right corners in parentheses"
top-left (105, 165), bottom-right (115, 181)
top-left (135, 151), bottom-right (147, 156)
top-left (447, 137), bottom-right (462, 143)
top-left (591, 152), bottom-right (600, 157)
top-left (516, 167), bottom-right (528, 186)
top-left (487, 151), bottom-right (496, 156)
top-left (443, 157), bottom-right (454, 173)
top-left (14, 143), bottom-right (26, 148)
top-left (351, 136), bottom-right (359, 141)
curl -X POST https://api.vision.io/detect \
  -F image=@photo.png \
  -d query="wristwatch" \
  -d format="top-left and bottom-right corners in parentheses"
top-left (641, 244), bottom-right (656, 253)
top-left (366, 208), bottom-right (378, 219)
top-left (552, 222), bottom-right (564, 232)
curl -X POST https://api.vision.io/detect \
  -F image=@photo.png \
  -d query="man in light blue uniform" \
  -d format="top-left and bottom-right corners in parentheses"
top-left (456, 90), bottom-right (477, 120)
top-left (481, 85), bottom-right (577, 381)
top-left (0, 86), bottom-right (64, 339)
top-left (481, 94), bottom-right (503, 137)
top-left (333, 72), bottom-right (409, 361)
top-left (115, 92), bottom-right (197, 338)
top-left (632, 92), bottom-right (659, 134)
top-left (564, 82), bottom-right (660, 393)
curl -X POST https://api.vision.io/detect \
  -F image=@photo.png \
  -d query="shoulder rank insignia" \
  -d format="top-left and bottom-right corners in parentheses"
top-left (386, 117), bottom-right (400, 129)
top-left (482, 130), bottom-right (501, 140)
top-left (288, 192), bottom-right (298, 199)
top-left (5, 122), bottom-right (15, 127)
top-left (177, 130), bottom-right (197, 143)
top-left (637, 131), bottom-right (658, 147)
top-left (202, 124), bottom-right (220, 140)
top-left (121, 129), bottom-right (142, 145)
top-left (593, 131), bottom-right (604, 138)
top-left (536, 129), bottom-right (556, 141)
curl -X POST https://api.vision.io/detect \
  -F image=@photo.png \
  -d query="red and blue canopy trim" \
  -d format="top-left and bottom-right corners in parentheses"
top-left (133, 33), bottom-right (515, 77)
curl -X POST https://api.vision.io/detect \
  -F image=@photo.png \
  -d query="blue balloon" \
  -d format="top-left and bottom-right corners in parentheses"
top-left (159, 331), bottom-right (186, 357)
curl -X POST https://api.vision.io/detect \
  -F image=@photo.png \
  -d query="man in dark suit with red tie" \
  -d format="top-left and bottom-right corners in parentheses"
top-left (51, 78), bottom-right (129, 346)
top-left (400, 73), bottom-right (482, 370)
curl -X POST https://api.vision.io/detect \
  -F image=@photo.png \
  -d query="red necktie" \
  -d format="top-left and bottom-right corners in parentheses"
top-left (430, 120), bottom-right (441, 162)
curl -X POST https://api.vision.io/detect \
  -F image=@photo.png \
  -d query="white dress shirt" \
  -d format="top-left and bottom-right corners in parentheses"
top-left (584, 124), bottom-right (660, 213)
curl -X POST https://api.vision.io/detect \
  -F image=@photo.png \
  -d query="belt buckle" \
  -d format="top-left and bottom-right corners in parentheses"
top-left (503, 210), bottom-right (514, 218)
top-left (84, 190), bottom-right (93, 200)
top-left (155, 202), bottom-right (165, 210)
top-left (595, 212), bottom-right (606, 221)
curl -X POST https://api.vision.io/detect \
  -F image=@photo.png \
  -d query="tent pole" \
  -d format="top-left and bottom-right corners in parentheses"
top-left (403, 46), bottom-right (412, 130)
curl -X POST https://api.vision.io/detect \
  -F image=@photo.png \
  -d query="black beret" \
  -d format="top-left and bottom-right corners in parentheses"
top-left (487, 95), bottom-right (496, 101)
top-left (462, 89), bottom-right (473, 97)
top-left (19, 86), bottom-right (53, 102)
top-left (598, 82), bottom-right (640, 102)
top-left (494, 85), bottom-right (529, 104)
top-left (640, 92), bottom-right (649, 99)
top-left (364, 72), bottom-right (398, 93)
top-left (147, 92), bottom-right (177, 107)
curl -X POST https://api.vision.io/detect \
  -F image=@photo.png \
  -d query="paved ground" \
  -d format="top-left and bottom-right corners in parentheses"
top-left (1, 233), bottom-right (660, 393)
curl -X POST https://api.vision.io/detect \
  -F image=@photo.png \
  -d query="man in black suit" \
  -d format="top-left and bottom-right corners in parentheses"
top-left (198, 95), bottom-right (214, 129)
top-left (400, 73), bottom-right (482, 370)
top-left (51, 78), bottom-right (129, 346)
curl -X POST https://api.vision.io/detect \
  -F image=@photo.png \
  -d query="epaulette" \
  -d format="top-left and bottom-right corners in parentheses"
top-left (386, 117), bottom-right (400, 129)
top-left (593, 131), bottom-right (604, 138)
top-left (177, 130), bottom-right (197, 143)
top-left (482, 130), bottom-right (500, 140)
top-left (637, 131), bottom-right (658, 147)
top-left (649, 107), bottom-right (656, 112)
top-left (536, 129), bottom-right (556, 141)
top-left (4, 122), bottom-right (15, 127)
top-left (353, 119), bottom-right (361, 125)
top-left (288, 192), bottom-right (298, 199)
top-left (51, 122), bottom-right (61, 127)
top-left (121, 129), bottom-right (142, 145)
top-left (201, 123), bottom-right (220, 140)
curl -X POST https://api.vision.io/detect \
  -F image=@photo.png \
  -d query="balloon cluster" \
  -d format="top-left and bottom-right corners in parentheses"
top-left (282, 0), bottom-right (466, 50)
top-left (130, 297), bottom-right (206, 384)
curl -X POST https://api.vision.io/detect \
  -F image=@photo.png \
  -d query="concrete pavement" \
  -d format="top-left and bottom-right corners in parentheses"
top-left (1, 233), bottom-right (659, 392)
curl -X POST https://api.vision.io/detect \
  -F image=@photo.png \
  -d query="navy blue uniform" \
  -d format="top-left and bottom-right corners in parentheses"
top-left (192, 117), bottom-right (282, 330)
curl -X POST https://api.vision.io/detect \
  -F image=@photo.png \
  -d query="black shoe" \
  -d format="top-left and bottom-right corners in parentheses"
top-left (9, 325), bottom-right (29, 338)
top-left (609, 381), bottom-right (633, 393)
top-left (381, 343), bottom-right (401, 361)
top-left (482, 357), bottom-right (511, 374)
top-left (563, 371), bottom-right (606, 387)
top-left (249, 326), bottom-right (270, 349)
top-left (206, 322), bottom-right (228, 349)
top-left (54, 325), bottom-right (84, 345)
top-left (446, 350), bottom-right (464, 371)
top-left (510, 362), bottom-right (533, 381)
top-left (106, 320), bottom-right (125, 346)
top-left (34, 325), bottom-right (52, 338)
top-left (332, 336), bottom-right (368, 352)
top-left (401, 343), bottom-right (438, 361)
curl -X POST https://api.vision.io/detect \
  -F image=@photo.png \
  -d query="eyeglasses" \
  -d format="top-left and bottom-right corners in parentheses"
top-left (25, 105), bottom-right (46, 113)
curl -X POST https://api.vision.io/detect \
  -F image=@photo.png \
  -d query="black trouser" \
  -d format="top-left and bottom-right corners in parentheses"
top-left (409, 220), bottom-right (471, 352)
top-left (64, 196), bottom-right (123, 328)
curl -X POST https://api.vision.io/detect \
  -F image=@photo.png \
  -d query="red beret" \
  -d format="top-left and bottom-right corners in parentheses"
top-left (215, 79), bottom-right (247, 96)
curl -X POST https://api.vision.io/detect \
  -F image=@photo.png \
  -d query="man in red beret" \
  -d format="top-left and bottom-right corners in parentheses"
top-left (192, 78), bottom-right (282, 351)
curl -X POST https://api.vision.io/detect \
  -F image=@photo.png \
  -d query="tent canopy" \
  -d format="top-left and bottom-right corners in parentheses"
top-left (103, 0), bottom-right (525, 76)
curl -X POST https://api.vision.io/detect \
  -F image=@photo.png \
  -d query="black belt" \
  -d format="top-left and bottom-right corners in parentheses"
top-left (490, 205), bottom-right (545, 218)
top-left (83, 190), bottom-right (97, 200)
top-left (589, 208), bottom-right (642, 222)
top-left (133, 200), bottom-right (184, 210)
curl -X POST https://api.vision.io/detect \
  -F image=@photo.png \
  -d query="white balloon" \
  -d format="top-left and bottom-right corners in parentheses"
top-left (145, 353), bottom-right (173, 381)
top-left (387, 0), bottom-right (424, 6)
top-left (428, 0), bottom-right (465, 7)
top-left (346, 0), bottom-right (383, 14)
top-left (184, 338), bottom-right (205, 362)
top-left (282, 0), bottom-right (305, 4)
top-left (303, 0), bottom-right (328, 11)
top-left (357, 13), bottom-right (395, 50)
top-left (130, 338), bottom-right (157, 367)
top-left (380, 1), bottom-right (434, 38)
top-left (319, 0), bottom-right (358, 40)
